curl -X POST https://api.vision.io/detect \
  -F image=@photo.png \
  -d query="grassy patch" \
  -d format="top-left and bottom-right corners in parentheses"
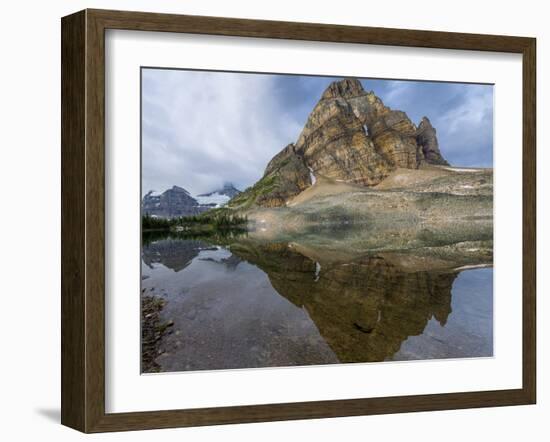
top-left (228, 174), bottom-right (279, 209)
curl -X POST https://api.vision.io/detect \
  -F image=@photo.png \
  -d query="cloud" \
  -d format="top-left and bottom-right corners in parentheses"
top-left (142, 71), bottom-right (494, 196)
top-left (377, 80), bottom-right (414, 103)
top-left (435, 85), bottom-right (493, 167)
top-left (141, 69), bottom-right (302, 196)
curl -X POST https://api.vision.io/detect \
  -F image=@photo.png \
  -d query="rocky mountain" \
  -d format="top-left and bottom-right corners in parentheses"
top-left (142, 186), bottom-right (210, 218)
top-left (142, 183), bottom-right (242, 218)
top-left (229, 78), bottom-right (450, 209)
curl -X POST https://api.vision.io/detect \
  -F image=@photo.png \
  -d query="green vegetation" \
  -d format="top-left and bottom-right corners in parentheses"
top-left (227, 174), bottom-right (279, 209)
top-left (142, 211), bottom-right (248, 233)
top-left (141, 214), bottom-right (172, 230)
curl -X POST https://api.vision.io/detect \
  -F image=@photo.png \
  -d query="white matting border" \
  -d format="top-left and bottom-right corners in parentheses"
top-left (105, 29), bottom-right (523, 413)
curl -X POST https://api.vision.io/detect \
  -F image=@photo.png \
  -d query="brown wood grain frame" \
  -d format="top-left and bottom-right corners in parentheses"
top-left (61, 8), bottom-right (536, 433)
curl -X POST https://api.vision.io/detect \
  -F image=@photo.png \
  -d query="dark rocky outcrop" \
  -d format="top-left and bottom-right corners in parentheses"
top-left (141, 295), bottom-right (173, 373)
top-left (416, 117), bottom-right (449, 166)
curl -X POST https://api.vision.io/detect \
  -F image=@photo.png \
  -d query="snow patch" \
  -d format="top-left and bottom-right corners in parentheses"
top-left (308, 166), bottom-right (317, 185)
top-left (442, 167), bottom-right (484, 173)
top-left (453, 263), bottom-right (492, 271)
top-left (195, 192), bottom-right (231, 208)
top-left (314, 262), bottom-right (321, 282)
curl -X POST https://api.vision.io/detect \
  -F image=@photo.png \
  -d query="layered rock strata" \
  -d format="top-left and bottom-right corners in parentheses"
top-left (230, 78), bottom-right (449, 208)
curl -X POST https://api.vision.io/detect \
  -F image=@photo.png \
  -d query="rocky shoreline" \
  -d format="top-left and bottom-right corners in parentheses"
top-left (141, 295), bottom-right (173, 373)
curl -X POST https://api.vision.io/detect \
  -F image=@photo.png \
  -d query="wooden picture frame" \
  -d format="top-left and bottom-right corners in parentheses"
top-left (61, 8), bottom-right (536, 433)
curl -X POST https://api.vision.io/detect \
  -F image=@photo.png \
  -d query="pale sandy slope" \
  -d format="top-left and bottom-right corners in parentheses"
top-left (285, 165), bottom-right (492, 208)
top-left (375, 165), bottom-right (491, 190)
top-left (286, 175), bottom-right (369, 207)
top-left (374, 166), bottom-right (452, 190)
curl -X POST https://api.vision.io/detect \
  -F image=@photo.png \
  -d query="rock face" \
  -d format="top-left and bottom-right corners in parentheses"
top-left (295, 93), bottom-right (390, 186)
top-left (229, 144), bottom-right (312, 209)
top-left (142, 185), bottom-right (208, 218)
top-left (416, 117), bottom-right (449, 166)
top-left (231, 78), bottom-right (450, 208)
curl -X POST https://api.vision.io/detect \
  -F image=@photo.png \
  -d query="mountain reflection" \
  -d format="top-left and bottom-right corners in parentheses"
top-left (142, 237), bottom-right (207, 272)
top-left (141, 233), bottom-right (493, 371)
top-left (142, 231), bottom-right (244, 272)
top-left (228, 241), bottom-right (456, 363)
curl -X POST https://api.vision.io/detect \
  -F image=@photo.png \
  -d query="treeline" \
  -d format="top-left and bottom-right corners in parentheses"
top-left (142, 212), bottom-right (248, 231)
top-left (142, 214), bottom-right (172, 230)
top-left (141, 213), bottom-right (171, 230)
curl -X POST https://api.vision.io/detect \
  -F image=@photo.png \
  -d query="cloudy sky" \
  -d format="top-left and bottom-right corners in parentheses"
top-left (142, 68), bottom-right (493, 196)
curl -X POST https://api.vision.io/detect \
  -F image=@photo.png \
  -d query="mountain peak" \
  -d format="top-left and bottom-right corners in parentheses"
top-left (416, 117), bottom-right (449, 166)
top-left (420, 116), bottom-right (431, 124)
top-left (321, 78), bottom-right (366, 100)
top-left (221, 182), bottom-right (239, 192)
top-left (229, 78), bottom-right (451, 209)
top-left (171, 185), bottom-right (190, 194)
top-left (142, 185), bottom-right (202, 218)
top-left (198, 183), bottom-right (241, 198)
top-left (196, 184), bottom-right (242, 209)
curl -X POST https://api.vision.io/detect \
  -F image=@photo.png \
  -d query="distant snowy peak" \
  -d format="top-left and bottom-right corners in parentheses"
top-left (142, 185), bottom-right (203, 218)
top-left (145, 190), bottom-right (162, 197)
top-left (170, 185), bottom-right (191, 195)
top-left (196, 184), bottom-right (241, 207)
top-left (195, 192), bottom-right (231, 208)
top-left (142, 184), bottom-right (241, 216)
top-left (198, 183), bottom-right (241, 199)
top-left (146, 185), bottom-right (190, 198)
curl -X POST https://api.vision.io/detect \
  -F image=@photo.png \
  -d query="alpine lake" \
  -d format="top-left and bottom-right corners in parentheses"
top-left (141, 223), bottom-right (493, 373)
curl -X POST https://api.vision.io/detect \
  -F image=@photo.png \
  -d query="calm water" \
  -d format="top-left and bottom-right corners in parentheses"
top-left (141, 234), bottom-right (493, 373)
